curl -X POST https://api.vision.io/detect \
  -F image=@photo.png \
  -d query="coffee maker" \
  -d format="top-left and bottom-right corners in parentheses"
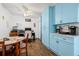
top-left (56, 26), bottom-right (62, 33)
top-left (69, 26), bottom-right (77, 35)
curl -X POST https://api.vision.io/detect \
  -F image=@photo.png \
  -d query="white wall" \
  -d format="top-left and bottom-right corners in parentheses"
top-left (12, 15), bottom-right (26, 30)
top-left (0, 4), bottom-right (40, 39)
top-left (0, 4), bottom-right (14, 38)
top-left (31, 18), bottom-right (40, 38)
top-left (12, 15), bottom-right (40, 38)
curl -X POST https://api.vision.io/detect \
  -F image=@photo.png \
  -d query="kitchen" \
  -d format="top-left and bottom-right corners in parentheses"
top-left (0, 3), bottom-right (79, 56)
top-left (41, 3), bottom-right (79, 56)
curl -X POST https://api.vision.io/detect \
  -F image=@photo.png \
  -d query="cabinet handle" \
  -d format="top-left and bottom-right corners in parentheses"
top-left (56, 41), bottom-right (59, 43)
top-left (64, 38), bottom-right (66, 40)
top-left (60, 20), bottom-right (62, 23)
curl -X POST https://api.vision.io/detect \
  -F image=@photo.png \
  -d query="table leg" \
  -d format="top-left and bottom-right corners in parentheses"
top-left (15, 42), bottom-right (20, 56)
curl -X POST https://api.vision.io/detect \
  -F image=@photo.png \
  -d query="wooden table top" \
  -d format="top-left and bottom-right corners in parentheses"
top-left (0, 36), bottom-right (25, 45)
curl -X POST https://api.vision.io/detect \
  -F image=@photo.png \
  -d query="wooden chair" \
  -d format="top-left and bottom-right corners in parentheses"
top-left (20, 33), bottom-right (29, 56)
top-left (5, 44), bottom-right (16, 56)
top-left (0, 40), bottom-right (5, 56)
top-left (15, 42), bottom-right (20, 56)
top-left (0, 40), bottom-right (15, 56)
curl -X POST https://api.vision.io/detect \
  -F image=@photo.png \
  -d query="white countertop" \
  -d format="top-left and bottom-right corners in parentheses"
top-left (50, 33), bottom-right (79, 37)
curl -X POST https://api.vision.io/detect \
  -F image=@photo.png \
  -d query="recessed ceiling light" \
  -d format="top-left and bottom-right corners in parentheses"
top-left (24, 13), bottom-right (26, 16)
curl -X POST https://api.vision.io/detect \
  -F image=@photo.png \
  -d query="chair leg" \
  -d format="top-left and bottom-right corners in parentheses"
top-left (15, 42), bottom-right (20, 56)
top-left (26, 51), bottom-right (28, 56)
top-left (2, 49), bottom-right (5, 56)
top-left (26, 45), bottom-right (28, 56)
top-left (2, 46), bottom-right (5, 56)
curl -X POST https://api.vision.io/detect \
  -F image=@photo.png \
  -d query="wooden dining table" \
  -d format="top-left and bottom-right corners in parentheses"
top-left (0, 36), bottom-right (26, 56)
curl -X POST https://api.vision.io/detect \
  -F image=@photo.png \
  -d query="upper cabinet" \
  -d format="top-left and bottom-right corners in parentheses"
top-left (49, 6), bottom-right (56, 32)
top-left (55, 4), bottom-right (62, 24)
top-left (62, 4), bottom-right (78, 23)
top-left (55, 3), bottom-right (79, 24)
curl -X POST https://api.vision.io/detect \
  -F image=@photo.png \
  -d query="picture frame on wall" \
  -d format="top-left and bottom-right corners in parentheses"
top-left (34, 23), bottom-right (36, 27)
top-left (25, 19), bottom-right (31, 22)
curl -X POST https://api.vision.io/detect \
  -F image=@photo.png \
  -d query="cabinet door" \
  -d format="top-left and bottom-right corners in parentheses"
top-left (41, 7), bottom-right (50, 48)
top-left (62, 4), bottom-right (77, 23)
top-left (55, 4), bottom-right (62, 24)
top-left (45, 8), bottom-right (50, 48)
top-left (42, 26), bottom-right (49, 48)
top-left (49, 6), bottom-right (56, 32)
top-left (50, 34), bottom-right (59, 54)
top-left (42, 14), bottom-right (47, 47)
top-left (42, 25), bottom-right (46, 46)
top-left (58, 40), bottom-right (74, 56)
top-left (45, 26), bottom-right (50, 48)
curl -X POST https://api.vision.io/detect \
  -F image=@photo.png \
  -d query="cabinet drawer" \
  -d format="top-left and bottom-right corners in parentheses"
top-left (61, 36), bottom-right (74, 44)
top-left (52, 34), bottom-right (74, 43)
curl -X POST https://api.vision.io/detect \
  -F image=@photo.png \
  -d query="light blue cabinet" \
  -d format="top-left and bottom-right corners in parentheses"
top-left (50, 34), bottom-right (59, 54)
top-left (41, 6), bottom-right (55, 48)
top-left (58, 39), bottom-right (74, 56)
top-left (42, 8), bottom-right (49, 48)
top-left (41, 3), bottom-right (79, 56)
top-left (49, 6), bottom-right (56, 32)
top-left (62, 4), bottom-right (78, 23)
top-left (49, 33), bottom-right (79, 56)
top-left (42, 25), bottom-right (47, 47)
top-left (55, 4), bottom-right (62, 24)
top-left (55, 3), bottom-right (79, 24)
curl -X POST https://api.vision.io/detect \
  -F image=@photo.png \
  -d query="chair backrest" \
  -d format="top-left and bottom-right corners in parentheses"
top-left (25, 31), bottom-right (31, 39)
top-left (0, 40), bottom-right (5, 56)
top-left (25, 33), bottom-right (29, 43)
top-left (23, 33), bottom-right (29, 55)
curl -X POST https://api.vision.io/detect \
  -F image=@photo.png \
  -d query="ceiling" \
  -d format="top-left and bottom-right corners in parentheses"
top-left (2, 3), bottom-right (56, 18)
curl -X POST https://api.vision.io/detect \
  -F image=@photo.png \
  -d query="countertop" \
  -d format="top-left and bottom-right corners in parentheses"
top-left (50, 33), bottom-right (79, 37)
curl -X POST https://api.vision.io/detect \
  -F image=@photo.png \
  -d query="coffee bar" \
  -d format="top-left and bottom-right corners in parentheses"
top-left (56, 23), bottom-right (79, 35)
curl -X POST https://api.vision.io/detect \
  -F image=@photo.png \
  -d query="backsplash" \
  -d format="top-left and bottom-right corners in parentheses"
top-left (57, 23), bottom-right (79, 27)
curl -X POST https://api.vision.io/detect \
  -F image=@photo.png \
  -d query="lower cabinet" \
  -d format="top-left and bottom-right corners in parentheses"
top-left (50, 34), bottom-right (74, 56)
top-left (50, 35), bottom-right (59, 54)
top-left (58, 40), bottom-right (74, 56)
top-left (42, 25), bottom-right (50, 48)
